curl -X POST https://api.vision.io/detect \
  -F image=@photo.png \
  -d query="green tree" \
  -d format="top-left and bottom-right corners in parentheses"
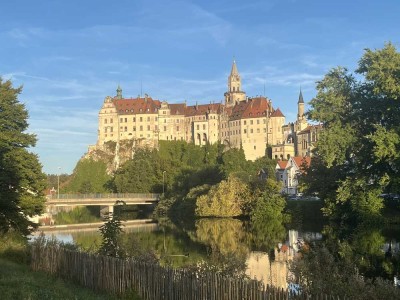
top-left (0, 78), bottom-right (46, 235)
top-left (250, 179), bottom-right (287, 250)
top-left (304, 43), bottom-right (400, 220)
top-left (65, 159), bottom-right (111, 193)
top-left (113, 148), bottom-right (160, 193)
top-left (195, 175), bottom-right (252, 217)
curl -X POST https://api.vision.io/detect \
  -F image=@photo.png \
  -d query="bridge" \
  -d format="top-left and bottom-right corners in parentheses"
top-left (47, 193), bottom-right (160, 206)
top-left (46, 193), bottom-right (160, 217)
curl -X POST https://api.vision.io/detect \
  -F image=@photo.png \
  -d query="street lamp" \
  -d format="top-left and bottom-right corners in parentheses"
top-left (57, 167), bottom-right (61, 199)
top-left (162, 170), bottom-right (166, 195)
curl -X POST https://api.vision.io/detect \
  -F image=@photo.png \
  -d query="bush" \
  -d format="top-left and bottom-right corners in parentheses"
top-left (0, 230), bottom-right (30, 264)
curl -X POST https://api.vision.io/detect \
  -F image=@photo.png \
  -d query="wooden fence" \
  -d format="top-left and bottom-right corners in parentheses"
top-left (30, 245), bottom-right (339, 300)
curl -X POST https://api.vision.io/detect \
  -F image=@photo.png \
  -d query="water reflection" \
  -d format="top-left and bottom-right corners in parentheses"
top-left (32, 217), bottom-right (326, 287)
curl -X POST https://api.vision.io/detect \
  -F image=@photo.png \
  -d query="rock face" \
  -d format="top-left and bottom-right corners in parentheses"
top-left (85, 139), bottom-right (158, 174)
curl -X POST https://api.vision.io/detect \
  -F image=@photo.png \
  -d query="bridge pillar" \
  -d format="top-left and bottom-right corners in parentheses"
top-left (100, 205), bottom-right (114, 219)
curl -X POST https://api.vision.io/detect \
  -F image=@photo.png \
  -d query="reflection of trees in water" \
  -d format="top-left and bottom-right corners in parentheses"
top-left (190, 218), bottom-right (249, 276)
top-left (323, 221), bottom-right (399, 280)
top-left (249, 217), bottom-right (287, 253)
top-left (194, 218), bottom-right (248, 256)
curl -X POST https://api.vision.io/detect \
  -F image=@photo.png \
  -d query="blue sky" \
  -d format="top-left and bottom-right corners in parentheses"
top-left (1, 0), bottom-right (399, 174)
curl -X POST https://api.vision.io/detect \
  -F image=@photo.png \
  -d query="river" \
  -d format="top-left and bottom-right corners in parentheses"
top-left (32, 202), bottom-right (400, 288)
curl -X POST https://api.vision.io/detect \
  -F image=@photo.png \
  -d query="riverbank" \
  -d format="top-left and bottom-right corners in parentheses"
top-left (0, 258), bottom-right (141, 299)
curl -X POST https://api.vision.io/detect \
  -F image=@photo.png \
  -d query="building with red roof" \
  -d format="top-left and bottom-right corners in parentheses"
top-left (94, 61), bottom-right (290, 161)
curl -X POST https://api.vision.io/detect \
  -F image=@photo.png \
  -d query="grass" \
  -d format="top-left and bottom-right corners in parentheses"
top-left (0, 258), bottom-right (121, 299)
top-left (0, 231), bottom-right (141, 300)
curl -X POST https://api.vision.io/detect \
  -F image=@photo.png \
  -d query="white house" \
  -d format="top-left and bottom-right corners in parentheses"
top-left (276, 156), bottom-right (311, 195)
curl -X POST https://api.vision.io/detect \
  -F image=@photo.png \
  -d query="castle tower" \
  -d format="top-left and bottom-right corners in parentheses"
top-left (297, 88), bottom-right (304, 121)
top-left (295, 88), bottom-right (308, 132)
top-left (116, 84), bottom-right (123, 99)
top-left (224, 60), bottom-right (246, 107)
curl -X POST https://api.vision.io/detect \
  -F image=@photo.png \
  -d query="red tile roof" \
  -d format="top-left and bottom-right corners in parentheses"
top-left (270, 108), bottom-right (285, 118)
top-left (292, 156), bottom-right (311, 170)
top-left (185, 103), bottom-right (222, 117)
top-left (113, 97), bottom-right (161, 114)
top-left (169, 103), bottom-right (186, 115)
top-left (276, 160), bottom-right (288, 169)
top-left (229, 97), bottom-right (271, 120)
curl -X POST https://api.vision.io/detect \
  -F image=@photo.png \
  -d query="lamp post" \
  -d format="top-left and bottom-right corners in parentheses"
top-left (57, 167), bottom-right (61, 199)
top-left (162, 170), bottom-right (166, 196)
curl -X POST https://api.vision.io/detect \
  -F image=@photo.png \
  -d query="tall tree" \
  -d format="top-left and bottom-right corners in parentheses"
top-left (0, 78), bottom-right (46, 235)
top-left (304, 43), bottom-right (400, 220)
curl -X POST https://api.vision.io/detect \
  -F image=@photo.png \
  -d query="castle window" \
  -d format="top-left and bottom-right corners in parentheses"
top-left (104, 128), bottom-right (107, 133)
top-left (177, 126), bottom-right (179, 131)
top-left (133, 127), bottom-right (136, 131)
top-left (263, 128), bottom-right (266, 133)
top-left (244, 129), bottom-right (247, 134)
top-left (110, 127), bottom-right (113, 132)
top-left (147, 108), bottom-right (150, 112)
top-left (244, 120), bottom-right (247, 125)
top-left (140, 126), bottom-right (143, 131)
top-left (203, 124), bottom-right (206, 130)
top-left (131, 109), bottom-right (134, 112)
top-left (254, 146), bottom-right (256, 150)
top-left (133, 117), bottom-right (136, 122)
top-left (257, 120), bottom-right (260, 124)
top-left (155, 125), bottom-right (158, 131)
top-left (104, 119), bottom-right (108, 124)
top-left (164, 119), bottom-right (166, 123)
top-left (164, 126), bottom-right (166, 131)
top-left (120, 118), bottom-right (123, 123)
top-left (125, 110), bottom-right (128, 112)
top-left (155, 117), bottom-right (158, 121)
top-left (147, 125), bottom-right (150, 131)
top-left (125, 118), bottom-right (127, 122)
top-left (140, 117), bottom-right (143, 122)
top-left (140, 108), bottom-right (143, 112)
top-left (263, 119), bottom-right (266, 124)
top-left (257, 128), bottom-right (260, 133)
top-left (250, 120), bottom-right (253, 125)
top-left (250, 129), bottom-right (253, 133)
top-left (147, 117), bottom-right (150, 122)
top-left (163, 111), bottom-right (166, 114)
top-left (124, 126), bottom-right (127, 132)
top-left (110, 119), bottom-right (113, 123)
top-left (197, 125), bottom-right (199, 130)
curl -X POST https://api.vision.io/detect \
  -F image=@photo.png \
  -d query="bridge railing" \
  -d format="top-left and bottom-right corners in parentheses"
top-left (48, 193), bottom-right (160, 200)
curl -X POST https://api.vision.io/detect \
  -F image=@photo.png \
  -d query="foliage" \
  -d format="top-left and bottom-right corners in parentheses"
top-left (0, 78), bottom-right (46, 235)
top-left (114, 148), bottom-right (161, 193)
top-left (0, 230), bottom-right (29, 264)
top-left (53, 207), bottom-right (101, 225)
top-left (46, 173), bottom-right (70, 191)
top-left (303, 43), bottom-right (400, 220)
top-left (195, 175), bottom-right (252, 217)
top-left (290, 243), bottom-right (400, 299)
top-left (98, 212), bottom-right (124, 258)
top-left (249, 179), bottom-right (288, 251)
top-left (65, 158), bottom-right (112, 193)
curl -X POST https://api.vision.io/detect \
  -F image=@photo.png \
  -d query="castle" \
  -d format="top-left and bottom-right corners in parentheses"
top-left (94, 61), bottom-right (319, 161)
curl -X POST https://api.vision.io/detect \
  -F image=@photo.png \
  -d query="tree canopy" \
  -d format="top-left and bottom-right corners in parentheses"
top-left (0, 78), bottom-right (46, 235)
top-left (303, 43), bottom-right (400, 220)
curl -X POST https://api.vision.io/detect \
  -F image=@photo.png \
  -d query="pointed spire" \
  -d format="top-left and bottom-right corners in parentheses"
top-left (298, 87), bottom-right (304, 104)
top-left (116, 84), bottom-right (122, 99)
top-left (230, 59), bottom-right (239, 76)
